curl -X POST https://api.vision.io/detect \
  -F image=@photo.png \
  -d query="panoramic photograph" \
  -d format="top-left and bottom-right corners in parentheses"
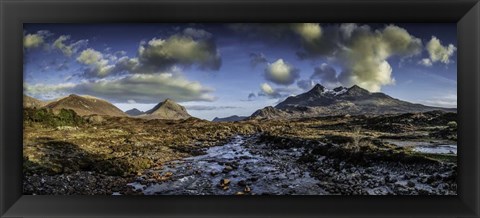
top-left (23, 23), bottom-right (457, 195)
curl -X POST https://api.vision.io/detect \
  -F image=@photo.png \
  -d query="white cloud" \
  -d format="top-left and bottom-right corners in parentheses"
top-left (264, 59), bottom-right (300, 85)
top-left (229, 23), bottom-right (427, 91)
top-left (426, 36), bottom-right (456, 64)
top-left (185, 105), bottom-right (239, 111)
top-left (254, 23), bottom-right (422, 92)
top-left (339, 23), bottom-right (358, 39)
top-left (24, 33), bottom-right (44, 48)
top-left (138, 33), bottom-right (221, 71)
top-left (260, 83), bottom-right (275, 95)
top-left (77, 48), bottom-right (114, 77)
top-left (53, 35), bottom-right (88, 56)
top-left (336, 25), bottom-right (421, 92)
top-left (76, 28), bottom-right (220, 78)
top-left (418, 58), bottom-right (433, 67)
top-left (24, 82), bottom-right (77, 100)
top-left (291, 23), bottom-right (322, 42)
top-left (259, 82), bottom-right (299, 99)
top-left (24, 30), bottom-right (53, 49)
top-left (183, 28), bottom-right (213, 39)
top-left (24, 72), bottom-right (216, 104)
top-left (421, 94), bottom-right (457, 108)
top-left (77, 48), bottom-right (105, 65)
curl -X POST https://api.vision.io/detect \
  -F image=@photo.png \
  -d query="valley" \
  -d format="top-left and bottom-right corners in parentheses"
top-left (22, 84), bottom-right (457, 195)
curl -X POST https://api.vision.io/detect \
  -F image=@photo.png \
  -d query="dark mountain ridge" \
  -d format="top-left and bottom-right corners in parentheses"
top-left (212, 115), bottom-right (247, 122)
top-left (125, 108), bottom-right (145, 116)
top-left (251, 84), bottom-right (455, 120)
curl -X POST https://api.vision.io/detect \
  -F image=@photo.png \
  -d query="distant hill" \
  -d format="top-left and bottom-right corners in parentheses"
top-left (44, 94), bottom-right (127, 117)
top-left (125, 108), bottom-right (145, 116)
top-left (23, 95), bottom-right (46, 108)
top-left (142, 99), bottom-right (191, 120)
top-left (212, 115), bottom-right (247, 122)
top-left (251, 84), bottom-right (455, 120)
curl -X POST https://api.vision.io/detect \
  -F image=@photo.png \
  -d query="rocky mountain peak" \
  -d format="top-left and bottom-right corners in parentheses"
top-left (23, 95), bottom-right (46, 108)
top-left (125, 108), bottom-right (145, 116)
top-left (309, 84), bottom-right (326, 93)
top-left (44, 94), bottom-right (126, 117)
top-left (163, 98), bottom-right (175, 103)
top-left (345, 85), bottom-right (370, 97)
top-left (144, 98), bottom-right (191, 120)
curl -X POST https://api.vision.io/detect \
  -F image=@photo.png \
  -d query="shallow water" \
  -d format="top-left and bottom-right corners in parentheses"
top-left (385, 140), bottom-right (457, 155)
top-left (413, 145), bottom-right (457, 155)
top-left (129, 136), bottom-right (326, 195)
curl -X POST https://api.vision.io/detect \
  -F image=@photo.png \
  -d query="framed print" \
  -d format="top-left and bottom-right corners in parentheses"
top-left (1, 0), bottom-right (479, 217)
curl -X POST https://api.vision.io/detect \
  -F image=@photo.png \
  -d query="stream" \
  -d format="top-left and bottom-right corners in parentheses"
top-left (128, 136), bottom-right (327, 195)
top-left (127, 135), bottom-right (456, 195)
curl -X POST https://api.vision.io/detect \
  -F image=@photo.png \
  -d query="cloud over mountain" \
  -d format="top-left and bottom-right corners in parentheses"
top-left (297, 24), bottom-right (422, 92)
top-left (24, 72), bottom-right (216, 104)
top-left (236, 23), bottom-right (424, 92)
top-left (336, 24), bottom-right (422, 92)
top-left (259, 82), bottom-right (298, 99)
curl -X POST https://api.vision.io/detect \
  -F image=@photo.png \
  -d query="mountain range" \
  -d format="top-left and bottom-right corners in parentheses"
top-left (24, 83), bottom-right (455, 121)
top-left (250, 84), bottom-right (455, 119)
top-left (24, 94), bottom-right (192, 120)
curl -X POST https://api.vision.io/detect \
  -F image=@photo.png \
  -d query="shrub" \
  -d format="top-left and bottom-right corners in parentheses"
top-left (24, 108), bottom-right (84, 127)
top-left (447, 121), bottom-right (457, 130)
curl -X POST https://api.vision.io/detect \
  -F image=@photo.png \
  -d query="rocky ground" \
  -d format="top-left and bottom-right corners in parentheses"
top-left (23, 108), bottom-right (457, 195)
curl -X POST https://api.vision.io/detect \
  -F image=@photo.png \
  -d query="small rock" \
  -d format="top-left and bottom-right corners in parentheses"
top-left (223, 166), bottom-right (233, 173)
top-left (219, 178), bottom-right (230, 186)
top-left (237, 180), bottom-right (247, 187)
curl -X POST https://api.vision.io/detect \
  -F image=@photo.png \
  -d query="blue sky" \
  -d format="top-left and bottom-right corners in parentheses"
top-left (23, 23), bottom-right (457, 120)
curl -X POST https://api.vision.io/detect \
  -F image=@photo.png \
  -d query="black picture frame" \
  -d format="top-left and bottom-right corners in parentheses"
top-left (1, 0), bottom-right (479, 217)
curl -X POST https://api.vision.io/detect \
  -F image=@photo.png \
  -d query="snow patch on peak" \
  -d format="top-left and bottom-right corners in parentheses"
top-left (322, 86), bottom-right (348, 96)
